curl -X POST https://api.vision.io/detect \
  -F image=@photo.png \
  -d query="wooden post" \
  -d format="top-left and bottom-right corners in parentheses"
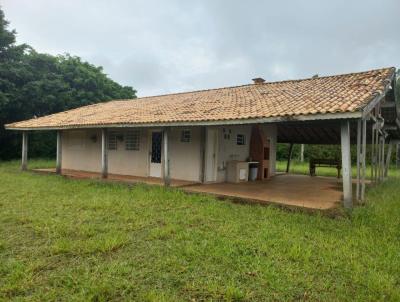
top-left (56, 131), bottom-right (62, 174)
top-left (397, 143), bottom-right (400, 168)
top-left (286, 143), bottom-right (294, 173)
top-left (361, 118), bottom-right (367, 202)
top-left (300, 144), bottom-right (304, 162)
top-left (379, 136), bottom-right (385, 181)
top-left (375, 132), bottom-right (382, 182)
top-left (101, 129), bottom-right (108, 178)
top-left (371, 123), bottom-right (376, 182)
top-left (384, 141), bottom-right (393, 178)
top-left (163, 128), bottom-right (170, 186)
top-left (356, 120), bottom-right (361, 201)
top-left (21, 131), bottom-right (28, 171)
top-left (375, 132), bottom-right (378, 182)
top-left (341, 121), bottom-right (352, 209)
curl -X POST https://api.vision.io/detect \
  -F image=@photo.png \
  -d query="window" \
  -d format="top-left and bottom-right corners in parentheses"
top-left (126, 130), bottom-right (140, 150)
top-left (108, 131), bottom-right (117, 150)
top-left (223, 128), bottom-right (231, 140)
top-left (237, 134), bottom-right (246, 145)
top-left (181, 129), bottom-right (191, 143)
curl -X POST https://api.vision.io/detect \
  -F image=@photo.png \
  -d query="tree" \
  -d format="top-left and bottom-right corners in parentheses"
top-left (0, 7), bottom-right (136, 159)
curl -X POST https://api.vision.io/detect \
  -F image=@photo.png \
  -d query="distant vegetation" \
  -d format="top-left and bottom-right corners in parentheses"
top-left (0, 7), bottom-right (136, 159)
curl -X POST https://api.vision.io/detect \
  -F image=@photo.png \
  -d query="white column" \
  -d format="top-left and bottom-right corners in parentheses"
top-left (356, 120), bottom-right (361, 201)
top-left (101, 129), bottom-right (108, 178)
top-left (341, 121), bottom-right (353, 209)
top-left (56, 131), bottom-right (62, 174)
top-left (300, 144), bottom-right (304, 162)
top-left (163, 128), bottom-right (170, 186)
top-left (200, 126), bottom-right (206, 183)
top-left (361, 118), bottom-right (367, 201)
top-left (21, 131), bottom-right (28, 171)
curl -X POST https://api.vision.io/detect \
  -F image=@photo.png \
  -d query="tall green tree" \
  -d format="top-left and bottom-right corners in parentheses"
top-left (0, 7), bottom-right (136, 159)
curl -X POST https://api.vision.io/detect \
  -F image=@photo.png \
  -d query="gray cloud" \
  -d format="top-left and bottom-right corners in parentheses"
top-left (2, 0), bottom-right (400, 96)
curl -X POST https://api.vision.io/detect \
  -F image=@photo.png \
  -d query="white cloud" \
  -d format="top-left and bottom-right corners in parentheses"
top-left (2, 0), bottom-right (400, 96)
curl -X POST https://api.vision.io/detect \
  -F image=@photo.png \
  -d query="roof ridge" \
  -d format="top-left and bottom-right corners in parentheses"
top-left (261, 67), bottom-right (395, 85)
top-left (118, 66), bottom-right (394, 101)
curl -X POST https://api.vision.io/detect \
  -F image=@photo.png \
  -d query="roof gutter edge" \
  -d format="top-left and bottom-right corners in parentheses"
top-left (5, 111), bottom-right (362, 131)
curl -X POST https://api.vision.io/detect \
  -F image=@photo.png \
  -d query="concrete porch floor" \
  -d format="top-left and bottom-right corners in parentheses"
top-left (183, 174), bottom-right (346, 210)
top-left (32, 168), bottom-right (198, 187)
top-left (33, 169), bottom-right (363, 211)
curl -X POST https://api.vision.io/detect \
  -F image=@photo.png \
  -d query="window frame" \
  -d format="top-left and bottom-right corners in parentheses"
top-left (125, 130), bottom-right (140, 151)
top-left (180, 129), bottom-right (191, 143)
top-left (108, 131), bottom-right (118, 150)
top-left (236, 134), bottom-right (246, 146)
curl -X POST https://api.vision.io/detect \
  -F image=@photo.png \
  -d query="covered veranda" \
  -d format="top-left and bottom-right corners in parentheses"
top-left (28, 110), bottom-right (397, 211)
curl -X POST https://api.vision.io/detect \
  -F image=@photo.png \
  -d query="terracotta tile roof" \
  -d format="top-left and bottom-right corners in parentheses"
top-left (6, 67), bottom-right (396, 129)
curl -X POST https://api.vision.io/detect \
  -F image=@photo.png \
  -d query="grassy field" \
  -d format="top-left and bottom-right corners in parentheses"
top-left (0, 160), bottom-right (399, 301)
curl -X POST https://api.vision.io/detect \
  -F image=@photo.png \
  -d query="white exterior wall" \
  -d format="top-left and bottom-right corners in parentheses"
top-left (214, 124), bottom-right (277, 182)
top-left (169, 127), bottom-right (202, 182)
top-left (108, 128), bottom-right (149, 177)
top-left (62, 129), bottom-right (102, 172)
top-left (61, 124), bottom-right (276, 183)
top-left (216, 125), bottom-right (252, 182)
top-left (61, 127), bottom-right (202, 182)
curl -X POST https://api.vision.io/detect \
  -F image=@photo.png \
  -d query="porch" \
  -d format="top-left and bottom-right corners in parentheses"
top-left (33, 167), bottom-right (354, 211)
top-left (20, 117), bottom-right (391, 211)
top-left (184, 174), bottom-right (347, 210)
top-left (33, 168), bottom-right (198, 187)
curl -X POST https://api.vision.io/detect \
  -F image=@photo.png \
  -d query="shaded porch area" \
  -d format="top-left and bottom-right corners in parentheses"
top-left (183, 174), bottom-right (347, 210)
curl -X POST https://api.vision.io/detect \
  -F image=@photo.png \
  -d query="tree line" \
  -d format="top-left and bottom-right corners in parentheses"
top-left (0, 7), bottom-right (136, 159)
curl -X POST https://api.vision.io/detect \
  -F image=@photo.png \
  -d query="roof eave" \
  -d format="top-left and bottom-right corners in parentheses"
top-left (362, 69), bottom-right (396, 119)
top-left (5, 111), bottom-right (363, 131)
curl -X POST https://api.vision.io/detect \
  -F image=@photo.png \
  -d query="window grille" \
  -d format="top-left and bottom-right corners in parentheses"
top-left (236, 134), bottom-right (246, 145)
top-left (181, 129), bottom-right (191, 143)
top-left (126, 130), bottom-right (140, 150)
top-left (108, 131), bottom-right (118, 150)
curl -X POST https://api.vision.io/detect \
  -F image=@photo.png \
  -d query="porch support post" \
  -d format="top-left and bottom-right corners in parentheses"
top-left (286, 143), bottom-right (294, 173)
top-left (371, 123), bottom-right (376, 182)
top-left (341, 121), bottom-right (353, 209)
top-left (361, 118), bottom-right (367, 201)
top-left (397, 143), bottom-right (400, 168)
top-left (56, 130), bottom-right (62, 174)
top-left (300, 144), bottom-right (304, 162)
top-left (377, 133), bottom-right (380, 181)
top-left (356, 120), bottom-right (361, 201)
top-left (101, 129), bottom-right (108, 178)
top-left (379, 136), bottom-right (384, 181)
top-left (163, 127), bottom-right (171, 186)
top-left (21, 131), bottom-right (28, 171)
top-left (200, 126), bottom-right (206, 183)
top-left (384, 141), bottom-right (393, 178)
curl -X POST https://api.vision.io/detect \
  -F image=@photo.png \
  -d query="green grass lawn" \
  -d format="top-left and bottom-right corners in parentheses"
top-left (0, 160), bottom-right (399, 301)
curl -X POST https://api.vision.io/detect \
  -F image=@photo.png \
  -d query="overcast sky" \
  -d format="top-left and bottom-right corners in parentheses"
top-left (2, 0), bottom-right (400, 97)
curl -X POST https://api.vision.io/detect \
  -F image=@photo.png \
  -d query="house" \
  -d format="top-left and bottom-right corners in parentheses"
top-left (5, 67), bottom-right (399, 210)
